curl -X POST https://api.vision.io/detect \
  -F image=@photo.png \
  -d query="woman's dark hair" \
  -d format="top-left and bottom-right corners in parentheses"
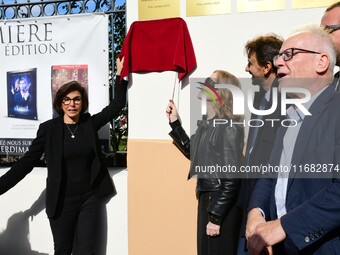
top-left (53, 81), bottom-right (89, 116)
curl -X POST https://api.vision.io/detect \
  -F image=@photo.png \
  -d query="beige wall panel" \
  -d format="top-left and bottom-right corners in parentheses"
top-left (128, 139), bottom-right (197, 255)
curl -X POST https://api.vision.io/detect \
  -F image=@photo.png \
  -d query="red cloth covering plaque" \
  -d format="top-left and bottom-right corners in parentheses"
top-left (119, 17), bottom-right (197, 81)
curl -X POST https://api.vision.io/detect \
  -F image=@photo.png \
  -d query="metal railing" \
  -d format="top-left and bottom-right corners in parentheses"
top-left (0, 0), bottom-right (122, 18)
top-left (0, 0), bottom-right (126, 84)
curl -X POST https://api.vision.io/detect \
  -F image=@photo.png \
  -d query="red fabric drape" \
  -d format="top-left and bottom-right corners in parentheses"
top-left (119, 17), bottom-right (197, 81)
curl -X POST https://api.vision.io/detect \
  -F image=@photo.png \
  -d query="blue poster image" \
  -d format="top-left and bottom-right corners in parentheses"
top-left (7, 68), bottom-right (37, 120)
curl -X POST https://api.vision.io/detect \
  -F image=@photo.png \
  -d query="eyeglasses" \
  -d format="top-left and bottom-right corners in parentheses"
top-left (273, 47), bottom-right (321, 62)
top-left (62, 96), bottom-right (82, 105)
top-left (324, 24), bottom-right (340, 33)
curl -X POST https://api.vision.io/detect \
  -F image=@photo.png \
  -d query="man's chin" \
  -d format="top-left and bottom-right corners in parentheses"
top-left (251, 78), bottom-right (259, 85)
top-left (251, 78), bottom-right (264, 86)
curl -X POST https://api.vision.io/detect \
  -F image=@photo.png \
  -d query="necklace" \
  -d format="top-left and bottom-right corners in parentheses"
top-left (66, 124), bottom-right (78, 139)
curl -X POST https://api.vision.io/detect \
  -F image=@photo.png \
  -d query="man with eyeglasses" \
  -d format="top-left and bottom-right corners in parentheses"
top-left (246, 25), bottom-right (340, 255)
top-left (321, 1), bottom-right (340, 90)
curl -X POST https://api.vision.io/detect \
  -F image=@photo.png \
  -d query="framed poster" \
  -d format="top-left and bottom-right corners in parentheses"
top-left (7, 68), bottom-right (37, 120)
top-left (0, 14), bottom-right (108, 155)
top-left (51, 64), bottom-right (88, 117)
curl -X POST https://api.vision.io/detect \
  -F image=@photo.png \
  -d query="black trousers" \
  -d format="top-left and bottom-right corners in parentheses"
top-left (49, 192), bottom-right (103, 255)
top-left (197, 191), bottom-right (241, 255)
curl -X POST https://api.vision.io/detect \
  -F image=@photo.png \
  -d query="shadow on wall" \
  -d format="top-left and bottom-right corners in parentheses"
top-left (0, 211), bottom-right (48, 255)
top-left (0, 189), bottom-right (109, 255)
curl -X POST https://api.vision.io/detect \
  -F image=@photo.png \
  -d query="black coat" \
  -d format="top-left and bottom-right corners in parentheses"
top-left (237, 80), bottom-right (283, 236)
top-left (0, 78), bottom-right (127, 219)
top-left (169, 118), bottom-right (244, 223)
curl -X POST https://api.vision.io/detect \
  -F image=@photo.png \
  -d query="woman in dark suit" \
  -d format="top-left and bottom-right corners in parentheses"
top-left (0, 58), bottom-right (127, 255)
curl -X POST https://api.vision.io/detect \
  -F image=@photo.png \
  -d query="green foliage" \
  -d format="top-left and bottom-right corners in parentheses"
top-left (109, 3), bottom-right (126, 85)
top-left (109, 3), bottom-right (127, 154)
top-left (111, 105), bottom-right (128, 152)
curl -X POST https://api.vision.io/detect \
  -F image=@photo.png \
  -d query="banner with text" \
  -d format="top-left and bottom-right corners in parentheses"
top-left (0, 13), bottom-right (110, 155)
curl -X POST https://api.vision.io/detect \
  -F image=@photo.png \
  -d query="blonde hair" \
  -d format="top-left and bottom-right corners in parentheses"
top-left (211, 70), bottom-right (243, 121)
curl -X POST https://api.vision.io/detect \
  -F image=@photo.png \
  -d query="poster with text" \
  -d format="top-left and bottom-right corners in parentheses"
top-left (7, 68), bottom-right (37, 120)
top-left (0, 14), bottom-right (109, 155)
top-left (51, 64), bottom-right (88, 118)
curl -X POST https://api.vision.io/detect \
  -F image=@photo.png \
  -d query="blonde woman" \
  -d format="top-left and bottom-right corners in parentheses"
top-left (166, 70), bottom-right (244, 255)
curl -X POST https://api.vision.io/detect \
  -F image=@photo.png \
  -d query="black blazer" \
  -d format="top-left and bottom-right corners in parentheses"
top-left (245, 79), bottom-right (282, 167)
top-left (332, 71), bottom-right (339, 91)
top-left (0, 78), bottom-right (127, 218)
top-left (237, 80), bottom-right (283, 235)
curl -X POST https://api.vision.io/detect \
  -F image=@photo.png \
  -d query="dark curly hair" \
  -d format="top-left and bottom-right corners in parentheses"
top-left (53, 81), bottom-right (89, 116)
top-left (245, 34), bottom-right (283, 74)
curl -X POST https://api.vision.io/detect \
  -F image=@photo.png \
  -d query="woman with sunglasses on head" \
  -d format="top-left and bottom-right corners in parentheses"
top-left (166, 70), bottom-right (244, 255)
top-left (0, 58), bottom-right (127, 255)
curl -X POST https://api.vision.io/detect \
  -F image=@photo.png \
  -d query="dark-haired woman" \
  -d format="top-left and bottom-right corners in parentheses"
top-left (0, 58), bottom-right (127, 255)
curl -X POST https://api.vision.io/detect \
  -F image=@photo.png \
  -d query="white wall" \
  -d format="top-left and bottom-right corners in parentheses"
top-left (0, 167), bottom-right (128, 255)
top-left (0, 2), bottom-right (335, 255)
top-left (126, 0), bottom-right (329, 140)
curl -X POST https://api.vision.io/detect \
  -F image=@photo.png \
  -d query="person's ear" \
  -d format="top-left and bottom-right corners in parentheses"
top-left (316, 53), bottom-right (330, 74)
top-left (263, 61), bottom-right (272, 76)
